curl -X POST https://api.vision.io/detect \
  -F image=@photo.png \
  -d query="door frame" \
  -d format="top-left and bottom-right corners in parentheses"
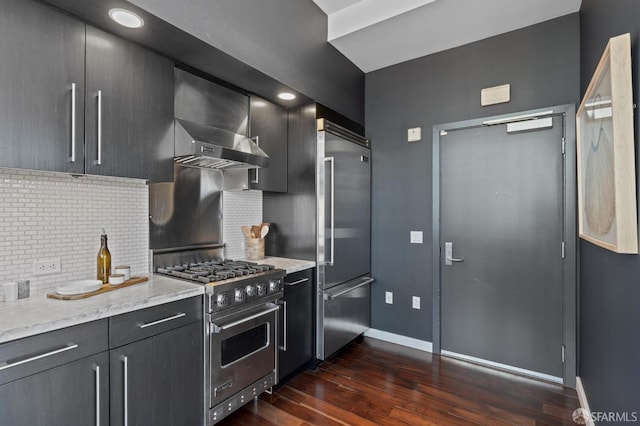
top-left (431, 104), bottom-right (577, 387)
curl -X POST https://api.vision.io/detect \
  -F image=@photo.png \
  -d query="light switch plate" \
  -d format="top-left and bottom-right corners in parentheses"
top-left (412, 296), bottom-right (421, 309)
top-left (408, 127), bottom-right (421, 142)
top-left (410, 231), bottom-right (423, 244)
top-left (385, 291), bottom-right (393, 304)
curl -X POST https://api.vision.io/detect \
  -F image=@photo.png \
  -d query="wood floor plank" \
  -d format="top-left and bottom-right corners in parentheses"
top-left (270, 394), bottom-right (344, 426)
top-left (219, 337), bottom-right (580, 425)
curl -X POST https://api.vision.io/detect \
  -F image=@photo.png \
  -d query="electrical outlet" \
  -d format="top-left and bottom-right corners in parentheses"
top-left (412, 296), bottom-right (421, 309)
top-left (33, 259), bottom-right (61, 276)
top-left (385, 291), bottom-right (393, 304)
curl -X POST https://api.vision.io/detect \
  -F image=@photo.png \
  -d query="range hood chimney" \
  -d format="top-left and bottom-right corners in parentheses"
top-left (174, 118), bottom-right (269, 170)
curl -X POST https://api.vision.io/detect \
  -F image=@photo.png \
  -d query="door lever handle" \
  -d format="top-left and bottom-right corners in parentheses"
top-left (444, 242), bottom-right (464, 266)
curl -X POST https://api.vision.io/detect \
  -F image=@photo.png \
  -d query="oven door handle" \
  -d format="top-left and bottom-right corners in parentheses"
top-left (211, 304), bottom-right (280, 333)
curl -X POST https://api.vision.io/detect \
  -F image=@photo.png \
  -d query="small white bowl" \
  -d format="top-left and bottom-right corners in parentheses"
top-left (109, 274), bottom-right (125, 285)
top-left (114, 266), bottom-right (131, 281)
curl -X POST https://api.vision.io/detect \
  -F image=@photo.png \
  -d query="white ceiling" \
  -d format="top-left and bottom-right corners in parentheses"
top-left (312, 0), bottom-right (582, 72)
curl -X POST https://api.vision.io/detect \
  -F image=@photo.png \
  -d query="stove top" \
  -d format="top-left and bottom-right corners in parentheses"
top-left (156, 260), bottom-right (276, 284)
top-left (152, 246), bottom-right (285, 313)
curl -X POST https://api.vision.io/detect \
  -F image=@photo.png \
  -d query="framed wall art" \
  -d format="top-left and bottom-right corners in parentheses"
top-left (577, 33), bottom-right (638, 254)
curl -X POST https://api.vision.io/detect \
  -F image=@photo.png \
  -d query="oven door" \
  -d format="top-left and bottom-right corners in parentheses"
top-left (209, 302), bottom-right (279, 407)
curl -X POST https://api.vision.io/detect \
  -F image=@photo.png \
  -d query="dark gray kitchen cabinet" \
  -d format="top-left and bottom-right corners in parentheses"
top-left (249, 96), bottom-right (288, 192)
top-left (0, 320), bottom-right (109, 426)
top-left (0, 0), bottom-right (85, 174)
top-left (0, 0), bottom-right (174, 181)
top-left (0, 352), bottom-right (109, 426)
top-left (109, 298), bottom-right (203, 426)
top-left (85, 26), bottom-right (175, 182)
top-left (279, 268), bottom-right (314, 381)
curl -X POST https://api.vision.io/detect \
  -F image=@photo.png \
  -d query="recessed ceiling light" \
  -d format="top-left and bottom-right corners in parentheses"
top-left (109, 8), bottom-right (144, 29)
top-left (277, 92), bottom-right (296, 101)
top-left (252, 100), bottom-right (267, 108)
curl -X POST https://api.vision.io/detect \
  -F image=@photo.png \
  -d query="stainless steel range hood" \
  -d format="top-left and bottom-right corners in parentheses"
top-left (174, 118), bottom-right (269, 170)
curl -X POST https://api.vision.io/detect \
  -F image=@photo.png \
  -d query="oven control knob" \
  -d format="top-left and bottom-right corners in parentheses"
top-left (256, 284), bottom-right (267, 296)
top-left (216, 293), bottom-right (229, 308)
top-left (245, 284), bottom-right (256, 297)
top-left (268, 279), bottom-right (280, 293)
top-left (235, 288), bottom-right (247, 302)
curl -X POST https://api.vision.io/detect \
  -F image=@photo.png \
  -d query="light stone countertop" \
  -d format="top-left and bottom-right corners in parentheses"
top-left (0, 275), bottom-right (204, 344)
top-left (254, 256), bottom-right (316, 274)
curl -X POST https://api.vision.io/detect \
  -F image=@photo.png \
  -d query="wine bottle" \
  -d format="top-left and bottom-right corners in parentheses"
top-left (97, 229), bottom-right (111, 284)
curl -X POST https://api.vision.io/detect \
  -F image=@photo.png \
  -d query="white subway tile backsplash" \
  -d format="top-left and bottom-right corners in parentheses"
top-left (223, 190), bottom-right (262, 260)
top-left (0, 168), bottom-right (149, 292)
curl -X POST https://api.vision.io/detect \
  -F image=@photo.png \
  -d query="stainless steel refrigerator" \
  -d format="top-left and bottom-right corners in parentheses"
top-left (315, 119), bottom-right (373, 360)
top-left (263, 108), bottom-right (373, 361)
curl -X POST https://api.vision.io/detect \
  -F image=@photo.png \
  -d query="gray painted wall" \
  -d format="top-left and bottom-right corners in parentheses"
top-left (128, 0), bottom-right (364, 125)
top-left (580, 0), bottom-right (640, 417)
top-left (365, 14), bottom-right (580, 341)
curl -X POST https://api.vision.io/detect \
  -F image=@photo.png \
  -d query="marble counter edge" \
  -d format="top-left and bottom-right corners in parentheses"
top-left (0, 275), bottom-right (204, 344)
top-left (253, 257), bottom-right (316, 274)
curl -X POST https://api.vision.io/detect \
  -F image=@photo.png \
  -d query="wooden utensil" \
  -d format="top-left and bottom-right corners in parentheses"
top-left (241, 226), bottom-right (252, 238)
top-left (260, 224), bottom-right (269, 238)
top-left (251, 225), bottom-right (261, 239)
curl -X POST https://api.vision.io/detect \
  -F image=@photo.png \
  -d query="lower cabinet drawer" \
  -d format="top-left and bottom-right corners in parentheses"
top-left (0, 319), bottom-right (108, 386)
top-left (109, 296), bottom-right (202, 348)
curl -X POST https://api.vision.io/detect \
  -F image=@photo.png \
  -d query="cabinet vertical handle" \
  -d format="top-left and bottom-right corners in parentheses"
top-left (252, 136), bottom-right (260, 184)
top-left (94, 365), bottom-right (101, 426)
top-left (123, 355), bottom-right (128, 426)
top-left (70, 83), bottom-right (76, 163)
top-left (279, 300), bottom-right (287, 351)
top-left (324, 157), bottom-right (335, 266)
top-left (95, 90), bottom-right (102, 165)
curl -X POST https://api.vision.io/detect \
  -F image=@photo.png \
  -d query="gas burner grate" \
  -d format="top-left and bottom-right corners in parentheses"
top-left (156, 259), bottom-right (276, 284)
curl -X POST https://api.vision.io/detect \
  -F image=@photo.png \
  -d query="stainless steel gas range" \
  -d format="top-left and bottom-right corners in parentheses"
top-left (153, 245), bottom-right (284, 425)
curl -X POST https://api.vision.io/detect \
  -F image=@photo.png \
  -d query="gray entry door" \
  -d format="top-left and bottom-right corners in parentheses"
top-left (440, 115), bottom-right (564, 378)
top-left (323, 132), bottom-right (371, 289)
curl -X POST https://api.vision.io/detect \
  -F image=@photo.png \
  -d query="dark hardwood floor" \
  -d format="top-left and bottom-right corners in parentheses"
top-left (220, 337), bottom-right (581, 425)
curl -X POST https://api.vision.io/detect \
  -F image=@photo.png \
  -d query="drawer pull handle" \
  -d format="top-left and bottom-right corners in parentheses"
top-left (326, 278), bottom-right (374, 300)
top-left (138, 312), bottom-right (186, 329)
top-left (285, 278), bottom-right (309, 286)
top-left (0, 343), bottom-right (79, 371)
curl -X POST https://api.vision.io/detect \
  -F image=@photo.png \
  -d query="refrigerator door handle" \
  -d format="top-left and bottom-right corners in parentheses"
top-left (325, 277), bottom-right (374, 300)
top-left (324, 156), bottom-right (335, 266)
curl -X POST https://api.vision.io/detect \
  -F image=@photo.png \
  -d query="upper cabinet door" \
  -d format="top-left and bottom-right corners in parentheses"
top-left (249, 96), bottom-right (287, 192)
top-left (85, 26), bottom-right (174, 182)
top-left (0, 0), bottom-right (85, 174)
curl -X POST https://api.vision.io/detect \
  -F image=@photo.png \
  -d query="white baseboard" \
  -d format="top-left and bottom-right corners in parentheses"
top-left (364, 328), bottom-right (433, 352)
top-left (576, 377), bottom-right (595, 426)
